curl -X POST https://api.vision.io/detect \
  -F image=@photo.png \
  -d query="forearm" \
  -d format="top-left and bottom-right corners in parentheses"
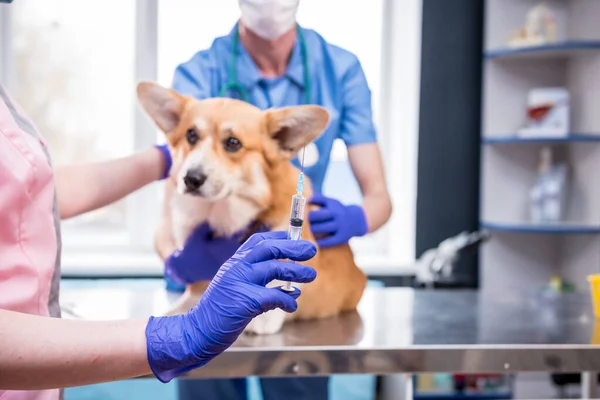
top-left (362, 188), bottom-right (392, 232)
top-left (347, 143), bottom-right (392, 233)
top-left (56, 147), bottom-right (166, 219)
top-left (0, 310), bottom-right (151, 390)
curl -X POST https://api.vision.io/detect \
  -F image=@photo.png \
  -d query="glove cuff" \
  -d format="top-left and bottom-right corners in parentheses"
top-left (164, 273), bottom-right (187, 293)
top-left (164, 252), bottom-right (187, 286)
top-left (347, 205), bottom-right (369, 238)
top-left (155, 144), bottom-right (173, 180)
top-left (146, 315), bottom-right (209, 383)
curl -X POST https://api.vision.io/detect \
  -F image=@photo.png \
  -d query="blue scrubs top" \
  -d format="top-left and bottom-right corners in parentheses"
top-left (172, 23), bottom-right (377, 193)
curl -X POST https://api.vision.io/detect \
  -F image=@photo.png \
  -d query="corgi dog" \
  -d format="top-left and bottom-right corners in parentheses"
top-left (136, 81), bottom-right (367, 335)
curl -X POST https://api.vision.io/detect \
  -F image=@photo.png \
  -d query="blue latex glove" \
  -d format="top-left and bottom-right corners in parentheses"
top-left (146, 231), bottom-right (317, 382)
top-left (155, 144), bottom-right (173, 180)
top-left (164, 274), bottom-right (186, 293)
top-left (165, 222), bottom-right (267, 285)
top-left (308, 193), bottom-right (368, 248)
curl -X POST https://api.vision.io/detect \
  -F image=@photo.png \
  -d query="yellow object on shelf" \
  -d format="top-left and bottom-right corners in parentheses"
top-left (588, 274), bottom-right (600, 319)
top-left (591, 322), bottom-right (600, 345)
top-left (417, 374), bottom-right (435, 391)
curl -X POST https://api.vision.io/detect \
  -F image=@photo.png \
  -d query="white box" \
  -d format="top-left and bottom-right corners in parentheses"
top-left (518, 88), bottom-right (570, 137)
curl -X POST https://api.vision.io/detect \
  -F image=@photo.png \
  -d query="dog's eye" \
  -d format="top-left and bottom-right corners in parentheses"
top-left (186, 129), bottom-right (199, 145)
top-left (223, 136), bottom-right (242, 153)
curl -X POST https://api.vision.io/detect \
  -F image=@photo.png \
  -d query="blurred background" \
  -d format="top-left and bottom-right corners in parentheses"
top-left (2, 0), bottom-right (420, 280)
top-left (4, 0), bottom-right (600, 399)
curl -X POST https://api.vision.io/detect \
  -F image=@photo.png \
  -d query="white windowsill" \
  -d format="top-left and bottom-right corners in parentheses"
top-left (60, 250), bottom-right (416, 277)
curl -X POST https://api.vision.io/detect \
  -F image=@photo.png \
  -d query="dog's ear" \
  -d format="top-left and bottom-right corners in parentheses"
top-left (264, 105), bottom-right (329, 160)
top-left (137, 81), bottom-right (186, 134)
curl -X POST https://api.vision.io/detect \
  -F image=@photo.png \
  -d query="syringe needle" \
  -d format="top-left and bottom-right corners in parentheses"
top-left (300, 145), bottom-right (306, 174)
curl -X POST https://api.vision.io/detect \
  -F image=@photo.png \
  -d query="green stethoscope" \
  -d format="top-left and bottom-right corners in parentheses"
top-left (218, 24), bottom-right (311, 105)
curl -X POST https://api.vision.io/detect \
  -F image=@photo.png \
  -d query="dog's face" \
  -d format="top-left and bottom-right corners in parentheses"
top-left (137, 82), bottom-right (329, 205)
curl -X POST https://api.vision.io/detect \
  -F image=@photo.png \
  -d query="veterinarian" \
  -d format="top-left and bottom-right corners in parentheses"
top-left (166, 0), bottom-right (392, 399)
top-left (0, 75), bottom-right (318, 400)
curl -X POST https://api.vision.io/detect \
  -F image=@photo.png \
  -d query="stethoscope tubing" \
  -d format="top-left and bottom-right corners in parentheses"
top-left (219, 24), bottom-right (311, 105)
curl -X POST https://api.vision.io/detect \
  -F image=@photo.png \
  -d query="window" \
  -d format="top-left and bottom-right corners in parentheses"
top-left (9, 0), bottom-right (137, 251)
top-left (157, 0), bottom-right (407, 272)
top-left (157, 0), bottom-right (383, 164)
top-left (158, 0), bottom-right (239, 87)
top-left (297, 0), bottom-right (387, 258)
top-left (1, 0), bottom-right (421, 276)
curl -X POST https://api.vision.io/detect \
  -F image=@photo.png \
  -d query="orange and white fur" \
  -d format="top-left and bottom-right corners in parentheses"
top-left (137, 81), bottom-right (367, 335)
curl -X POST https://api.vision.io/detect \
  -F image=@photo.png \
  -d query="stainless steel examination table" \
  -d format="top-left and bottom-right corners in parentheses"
top-left (60, 283), bottom-right (600, 398)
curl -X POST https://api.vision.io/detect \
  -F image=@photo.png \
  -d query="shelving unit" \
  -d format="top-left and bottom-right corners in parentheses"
top-left (412, 375), bottom-right (514, 400)
top-left (485, 41), bottom-right (600, 60)
top-left (414, 394), bottom-right (511, 400)
top-left (481, 221), bottom-right (600, 235)
top-left (480, 0), bottom-right (600, 294)
top-left (483, 133), bottom-right (600, 144)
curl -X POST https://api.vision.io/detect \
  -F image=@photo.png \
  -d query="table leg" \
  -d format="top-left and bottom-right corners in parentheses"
top-left (581, 372), bottom-right (597, 399)
top-left (406, 374), bottom-right (414, 399)
top-left (381, 374), bottom-right (413, 400)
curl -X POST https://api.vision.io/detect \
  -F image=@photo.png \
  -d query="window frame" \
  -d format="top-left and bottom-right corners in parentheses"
top-left (61, 0), bottom-right (162, 256)
top-left (127, 0), bottom-right (162, 253)
top-left (0, 4), bottom-right (13, 86)
top-left (377, 0), bottom-right (423, 273)
top-left (0, 0), bottom-right (421, 277)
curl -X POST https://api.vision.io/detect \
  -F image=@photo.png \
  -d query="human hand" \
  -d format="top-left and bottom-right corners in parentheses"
top-left (164, 223), bottom-right (267, 284)
top-left (308, 193), bottom-right (368, 248)
top-left (146, 231), bottom-right (317, 382)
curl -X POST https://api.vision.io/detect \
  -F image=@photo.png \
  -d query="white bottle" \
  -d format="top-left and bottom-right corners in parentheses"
top-left (530, 147), bottom-right (552, 223)
top-left (529, 184), bottom-right (543, 223)
top-left (543, 163), bottom-right (567, 222)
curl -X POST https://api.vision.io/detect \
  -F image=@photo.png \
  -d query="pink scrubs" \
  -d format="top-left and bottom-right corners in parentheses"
top-left (0, 84), bottom-right (62, 400)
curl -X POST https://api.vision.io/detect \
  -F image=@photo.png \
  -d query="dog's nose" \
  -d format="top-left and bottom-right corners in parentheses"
top-left (183, 170), bottom-right (207, 191)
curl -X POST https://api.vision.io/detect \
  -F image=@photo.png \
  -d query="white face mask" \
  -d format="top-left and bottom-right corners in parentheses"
top-left (238, 0), bottom-right (300, 40)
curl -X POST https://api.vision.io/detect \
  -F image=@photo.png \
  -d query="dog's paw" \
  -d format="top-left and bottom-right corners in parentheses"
top-left (244, 309), bottom-right (286, 335)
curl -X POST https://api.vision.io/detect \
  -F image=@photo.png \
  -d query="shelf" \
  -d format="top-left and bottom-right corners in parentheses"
top-left (481, 221), bottom-right (600, 234)
top-left (485, 41), bottom-right (600, 60)
top-left (415, 393), bottom-right (512, 400)
top-left (482, 134), bottom-right (600, 144)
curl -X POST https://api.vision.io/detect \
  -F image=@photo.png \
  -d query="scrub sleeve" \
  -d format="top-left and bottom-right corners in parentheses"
top-left (0, 85), bottom-right (63, 400)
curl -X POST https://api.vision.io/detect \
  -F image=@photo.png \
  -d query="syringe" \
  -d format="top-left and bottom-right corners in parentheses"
top-left (282, 172), bottom-right (307, 292)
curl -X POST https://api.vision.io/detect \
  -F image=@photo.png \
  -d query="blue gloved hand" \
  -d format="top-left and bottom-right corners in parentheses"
top-left (165, 222), bottom-right (267, 285)
top-left (308, 193), bottom-right (368, 248)
top-left (146, 231), bottom-right (317, 382)
top-left (155, 144), bottom-right (173, 180)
